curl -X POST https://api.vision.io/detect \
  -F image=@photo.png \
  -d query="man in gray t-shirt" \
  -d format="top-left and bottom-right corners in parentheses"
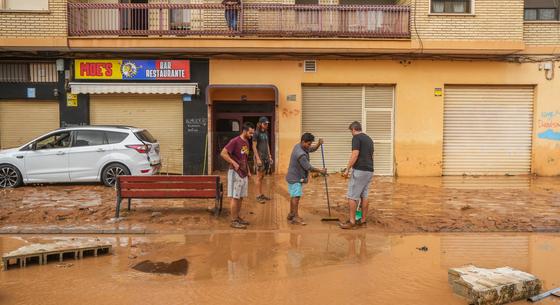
top-left (285, 133), bottom-right (325, 225)
top-left (253, 116), bottom-right (272, 203)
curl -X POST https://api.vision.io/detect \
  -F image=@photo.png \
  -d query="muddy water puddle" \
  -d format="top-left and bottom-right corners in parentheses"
top-left (1, 232), bottom-right (560, 305)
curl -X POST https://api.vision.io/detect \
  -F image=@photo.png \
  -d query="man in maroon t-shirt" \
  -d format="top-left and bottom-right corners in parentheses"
top-left (220, 122), bottom-right (255, 229)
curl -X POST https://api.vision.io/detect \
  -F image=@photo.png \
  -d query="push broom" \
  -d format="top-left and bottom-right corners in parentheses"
top-left (320, 144), bottom-right (339, 222)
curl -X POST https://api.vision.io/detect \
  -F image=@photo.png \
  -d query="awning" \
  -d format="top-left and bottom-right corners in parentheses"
top-left (69, 82), bottom-right (198, 95)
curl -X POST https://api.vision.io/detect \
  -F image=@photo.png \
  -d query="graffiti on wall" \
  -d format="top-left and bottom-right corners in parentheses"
top-left (538, 111), bottom-right (560, 141)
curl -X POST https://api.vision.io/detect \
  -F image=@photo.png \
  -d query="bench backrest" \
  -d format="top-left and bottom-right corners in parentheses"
top-left (117, 175), bottom-right (221, 199)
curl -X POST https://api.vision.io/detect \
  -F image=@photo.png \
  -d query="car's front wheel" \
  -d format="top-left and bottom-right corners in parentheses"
top-left (0, 164), bottom-right (22, 188)
top-left (101, 163), bottom-right (130, 187)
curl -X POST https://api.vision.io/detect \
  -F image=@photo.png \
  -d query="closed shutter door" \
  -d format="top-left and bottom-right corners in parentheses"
top-left (90, 95), bottom-right (183, 174)
top-left (302, 86), bottom-right (362, 172)
top-left (364, 86), bottom-right (394, 176)
top-left (0, 100), bottom-right (60, 149)
top-left (443, 86), bottom-right (534, 175)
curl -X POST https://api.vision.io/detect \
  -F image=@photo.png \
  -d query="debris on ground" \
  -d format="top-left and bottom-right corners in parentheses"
top-left (528, 287), bottom-right (560, 302)
top-left (461, 205), bottom-right (473, 211)
top-left (448, 265), bottom-right (541, 305)
top-left (132, 259), bottom-right (188, 276)
top-left (55, 263), bottom-right (74, 268)
top-left (2, 239), bottom-right (112, 271)
top-left (416, 246), bottom-right (428, 252)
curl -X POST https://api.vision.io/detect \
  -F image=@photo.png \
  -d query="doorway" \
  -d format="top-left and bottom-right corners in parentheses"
top-left (212, 102), bottom-right (275, 172)
top-left (120, 0), bottom-right (149, 32)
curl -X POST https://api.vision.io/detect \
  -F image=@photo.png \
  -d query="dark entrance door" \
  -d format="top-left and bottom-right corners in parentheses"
top-left (212, 102), bottom-right (274, 173)
top-left (120, 0), bottom-right (149, 33)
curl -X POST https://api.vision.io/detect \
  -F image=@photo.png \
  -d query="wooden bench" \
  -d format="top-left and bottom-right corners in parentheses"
top-left (115, 175), bottom-right (223, 218)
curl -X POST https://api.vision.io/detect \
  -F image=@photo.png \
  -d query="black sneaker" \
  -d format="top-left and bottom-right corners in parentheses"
top-left (236, 217), bottom-right (250, 225)
top-left (230, 220), bottom-right (247, 229)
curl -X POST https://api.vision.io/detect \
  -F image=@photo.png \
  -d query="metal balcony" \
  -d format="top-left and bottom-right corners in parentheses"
top-left (68, 2), bottom-right (410, 39)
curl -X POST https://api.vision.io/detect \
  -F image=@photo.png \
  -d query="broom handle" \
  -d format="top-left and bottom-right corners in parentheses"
top-left (320, 144), bottom-right (332, 217)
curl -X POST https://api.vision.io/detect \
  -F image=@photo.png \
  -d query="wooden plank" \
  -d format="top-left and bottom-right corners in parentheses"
top-left (121, 182), bottom-right (216, 190)
top-left (120, 190), bottom-right (217, 198)
top-left (119, 175), bottom-right (218, 183)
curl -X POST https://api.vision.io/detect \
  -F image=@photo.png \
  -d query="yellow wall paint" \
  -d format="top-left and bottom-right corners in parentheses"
top-left (210, 59), bottom-right (560, 176)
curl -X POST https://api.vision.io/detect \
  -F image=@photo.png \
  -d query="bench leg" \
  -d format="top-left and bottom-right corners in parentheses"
top-left (115, 196), bottom-right (122, 218)
top-left (127, 198), bottom-right (132, 211)
top-left (214, 198), bottom-right (220, 217)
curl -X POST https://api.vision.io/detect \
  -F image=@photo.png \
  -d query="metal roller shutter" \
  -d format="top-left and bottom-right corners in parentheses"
top-left (302, 86), bottom-right (394, 175)
top-left (90, 95), bottom-right (183, 174)
top-left (443, 86), bottom-right (534, 175)
top-left (0, 100), bottom-right (60, 149)
top-left (364, 86), bottom-right (394, 176)
top-left (302, 86), bottom-right (362, 172)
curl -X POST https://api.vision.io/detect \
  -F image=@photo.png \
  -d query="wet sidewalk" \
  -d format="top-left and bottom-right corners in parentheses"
top-left (0, 175), bottom-right (559, 233)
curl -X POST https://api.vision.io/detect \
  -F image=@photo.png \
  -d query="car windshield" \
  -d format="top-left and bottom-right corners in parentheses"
top-left (134, 130), bottom-right (157, 143)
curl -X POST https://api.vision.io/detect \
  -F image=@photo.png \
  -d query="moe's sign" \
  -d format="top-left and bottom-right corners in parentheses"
top-left (75, 59), bottom-right (190, 81)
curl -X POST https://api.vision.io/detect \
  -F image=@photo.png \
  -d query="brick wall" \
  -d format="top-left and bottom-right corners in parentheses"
top-left (401, 0), bottom-right (524, 41)
top-left (524, 22), bottom-right (560, 45)
top-left (0, 0), bottom-right (67, 37)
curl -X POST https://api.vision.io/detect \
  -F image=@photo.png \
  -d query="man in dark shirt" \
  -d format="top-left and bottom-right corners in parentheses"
top-left (221, 122), bottom-right (255, 229)
top-left (340, 121), bottom-right (374, 229)
top-left (253, 116), bottom-right (272, 203)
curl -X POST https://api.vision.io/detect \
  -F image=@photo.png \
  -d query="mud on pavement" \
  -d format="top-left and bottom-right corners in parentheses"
top-left (0, 175), bottom-right (559, 233)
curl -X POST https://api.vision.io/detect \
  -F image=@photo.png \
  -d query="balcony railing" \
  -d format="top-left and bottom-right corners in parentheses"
top-left (68, 3), bottom-right (410, 39)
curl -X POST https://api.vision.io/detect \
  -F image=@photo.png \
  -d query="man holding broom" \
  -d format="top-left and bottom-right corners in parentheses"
top-left (285, 133), bottom-right (326, 225)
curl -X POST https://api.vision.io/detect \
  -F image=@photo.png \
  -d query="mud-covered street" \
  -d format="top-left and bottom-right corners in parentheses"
top-left (0, 175), bottom-right (559, 233)
top-left (1, 233), bottom-right (560, 305)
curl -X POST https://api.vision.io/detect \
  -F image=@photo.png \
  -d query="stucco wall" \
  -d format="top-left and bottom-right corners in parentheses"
top-left (210, 59), bottom-right (560, 176)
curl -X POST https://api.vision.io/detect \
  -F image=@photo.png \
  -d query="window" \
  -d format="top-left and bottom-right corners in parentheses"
top-left (170, 0), bottom-right (191, 31)
top-left (0, 63), bottom-right (57, 83)
top-left (431, 0), bottom-right (472, 14)
top-left (524, 8), bottom-right (557, 20)
top-left (106, 131), bottom-right (129, 144)
top-left (0, 0), bottom-right (49, 11)
top-left (524, 0), bottom-right (559, 20)
top-left (134, 130), bottom-right (157, 143)
top-left (74, 130), bottom-right (106, 147)
top-left (35, 132), bottom-right (71, 150)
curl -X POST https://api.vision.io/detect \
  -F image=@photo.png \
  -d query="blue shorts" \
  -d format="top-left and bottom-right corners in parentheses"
top-left (288, 183), bottom-right (303, 198)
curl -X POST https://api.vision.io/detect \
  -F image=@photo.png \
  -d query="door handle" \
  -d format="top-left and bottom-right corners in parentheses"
top-left (56, 151), bottom-right (66, 156)
top-left (16, 155), bottom-right (24, 159)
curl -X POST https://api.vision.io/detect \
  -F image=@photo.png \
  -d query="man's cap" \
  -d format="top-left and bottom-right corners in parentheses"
top-left (259, 116), bottom-right (270, 124)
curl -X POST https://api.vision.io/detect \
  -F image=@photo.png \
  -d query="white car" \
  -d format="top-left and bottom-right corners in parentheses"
top-left (0, 126), bottom-right (161, 188)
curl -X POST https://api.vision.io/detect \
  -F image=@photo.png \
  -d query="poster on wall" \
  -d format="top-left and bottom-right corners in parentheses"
top-left (74, 59), bottom-right (190, 81)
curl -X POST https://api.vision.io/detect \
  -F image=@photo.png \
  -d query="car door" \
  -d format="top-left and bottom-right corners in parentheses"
top-left (23, 131), bottom-right (71, 183)
top-left (68, 130), bottom-right (113, 182)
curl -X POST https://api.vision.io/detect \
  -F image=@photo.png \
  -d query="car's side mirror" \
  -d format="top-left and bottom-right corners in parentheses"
top-left (28, 143), bottom-right (36, 151)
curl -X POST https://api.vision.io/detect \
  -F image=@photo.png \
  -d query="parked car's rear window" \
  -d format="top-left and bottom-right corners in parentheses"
top-left (106, 131), bottom-right (129, 144)
top-left (134, 130), bottom-right (157, 143)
